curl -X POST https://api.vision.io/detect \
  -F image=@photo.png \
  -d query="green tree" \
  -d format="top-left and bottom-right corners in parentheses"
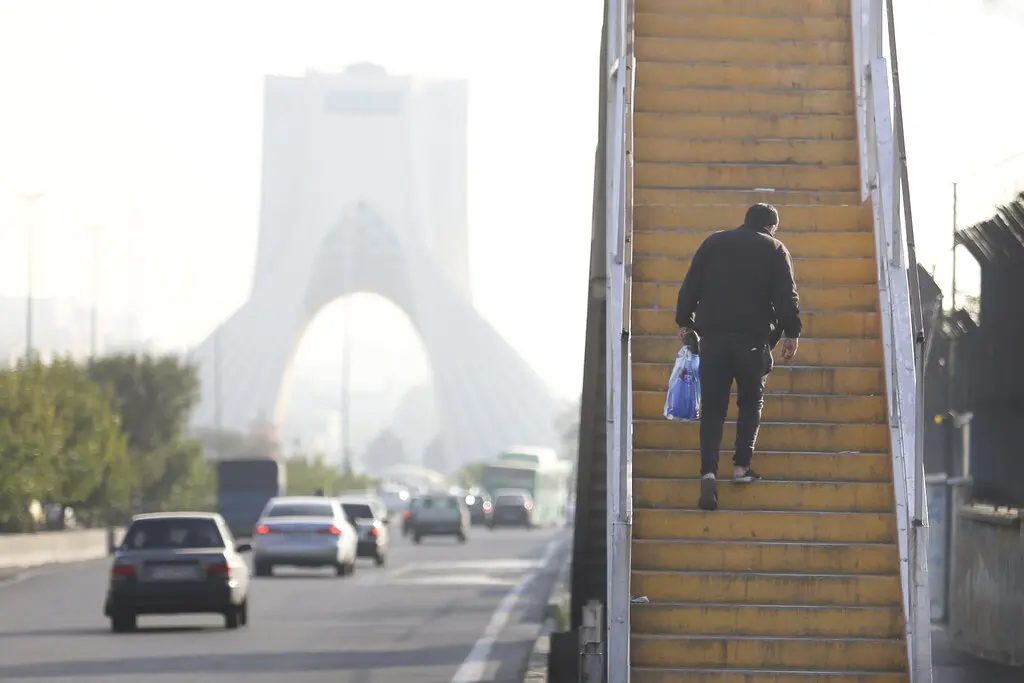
top-left (0, 363), bottom-right (62, 529)
top-left (87, 353), bottom-right (199, 453)
top-left (453, 462), bottom-right (487, 489)
top-left (44, 357), bottom-right (132, 521)
top-left (286, 454), bottom-right (342, 496)
top-left (0, 359), bottom-right (131, 528)
top-left (86, 352), bottom-right (206, 513)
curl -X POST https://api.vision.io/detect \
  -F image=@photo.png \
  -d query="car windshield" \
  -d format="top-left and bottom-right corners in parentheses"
top-left (265, 502), bottom-right (334, 518)
top-left (341, 503), bottom-right (374, 520)
top-left (123, 517), bottom-right (224, 550)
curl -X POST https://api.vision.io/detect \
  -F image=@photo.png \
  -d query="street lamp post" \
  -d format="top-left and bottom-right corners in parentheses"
top-left (20, 191), bottom-right (45, 362)
top-left (90, 224), bottom-right (101, 359)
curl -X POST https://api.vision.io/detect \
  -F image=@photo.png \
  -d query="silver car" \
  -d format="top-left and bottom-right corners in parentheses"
top-left (103, 512), bottom-right (251, 632)
top-left (251, 496), bottom-right (358, 577)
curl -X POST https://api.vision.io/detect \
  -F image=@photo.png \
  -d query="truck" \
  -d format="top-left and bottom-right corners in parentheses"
top-left (480, 446), bottom-right (573, 527)
top-left (216, 458), bottom-right (286, 538)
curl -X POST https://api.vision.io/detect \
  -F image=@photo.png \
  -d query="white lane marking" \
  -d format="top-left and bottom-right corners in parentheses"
top-left (393, 575), bottom-right (518, 588)
top-left (450, 537), bottom-right (565, 683)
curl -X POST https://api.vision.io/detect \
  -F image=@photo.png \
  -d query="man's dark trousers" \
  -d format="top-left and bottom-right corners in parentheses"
top-left (699, 332), bottom-right (771, 476)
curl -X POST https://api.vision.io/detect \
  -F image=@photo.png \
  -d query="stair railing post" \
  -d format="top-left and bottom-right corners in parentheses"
top-left (580, 600), bottom-right (606, 683)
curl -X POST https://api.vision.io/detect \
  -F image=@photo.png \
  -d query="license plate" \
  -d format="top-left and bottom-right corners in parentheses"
top-left (148, 565), bottom-right (199, 581)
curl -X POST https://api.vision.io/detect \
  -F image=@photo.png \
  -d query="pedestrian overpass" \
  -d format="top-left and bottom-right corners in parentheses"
top-left (569, 1), bottom-right (932, 681)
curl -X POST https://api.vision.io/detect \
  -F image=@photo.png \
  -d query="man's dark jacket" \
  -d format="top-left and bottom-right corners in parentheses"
top-left (675, 224), bottom-right (802, 347)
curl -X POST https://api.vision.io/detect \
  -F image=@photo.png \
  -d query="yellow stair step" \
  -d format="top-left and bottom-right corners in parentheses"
top-left (632, 282), bottom-right (877, 311)
top-left (633, 310), bottom-right (881, 339)
top-left (636, 112), bottom-right (856, 140)
top-left (633, 227), bottom-right (873, 258)
top-left (635, 187), bottom-right (862, 206)
top-left (635, 163), bottom-right (860, 193)
top-left (632, 603), bottom-right (904, 638)
top-left (636, 137), bottom-right (859, 165)
top-left (634, 391), bottom-right (887, 423)
top-left (635, 343), bottom-right (882, 375)
top-left (635, 361), bottom-right (885, 392)
top-left (634, 204), bottom-right (867, 232)
top-left (634, 255), bottom-right (874, 285)
top-left (632, 538), bottom-right (899, 574)
top-left (632, 667), bottom-right (908, 683)
top-left (631, 569), bottom-right (901, 605)
top-left (636, 14), bottom-right (850, 42)
top-left (637, 0), bottom-right (850, 16)
top-left (635, 509), bottom-right (896, 544)
top-left (636, 86), bottom-right (854, 116)
top-left (638, 63), bottom-right (852, 91)
top-left (635, 420), bottom-right (890, 452)
top-left (634, 449), bottom-right (893, 483)
top-left (632, 634), bottom-right (906, 671)
top-left (636, 38), bottom-right (851, 66)
top-left (634, 477), bottom-right (894, 512)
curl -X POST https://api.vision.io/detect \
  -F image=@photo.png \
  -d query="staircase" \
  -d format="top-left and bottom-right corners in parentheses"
top-left (628, 1), bottom-right (910, 681)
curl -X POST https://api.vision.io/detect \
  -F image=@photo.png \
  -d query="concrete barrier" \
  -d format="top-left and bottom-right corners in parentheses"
top-left (948, 481), bottom-right (1024, 667)
top-left (0, 528), bottom-right (124, 571)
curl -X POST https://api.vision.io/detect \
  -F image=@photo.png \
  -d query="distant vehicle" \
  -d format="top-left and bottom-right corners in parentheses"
top-left (251, 496), bottom-right (358, 577)
top-left (216, 458), bottom-right (286, 538)
top-left (377, 486), bottom-right (411, 516)
top-left (464, 489), bottom-right (493, 526)
top-left (490, 489), bottom-right (535, 529)
top-left (408, 492), bottom-right (469, 544)
top-left (480, 446), bottom-right (572, 527)
top-left (104, 512), bottom-right (252, 632)
top-left (338, 495), bottom-right (391, 567)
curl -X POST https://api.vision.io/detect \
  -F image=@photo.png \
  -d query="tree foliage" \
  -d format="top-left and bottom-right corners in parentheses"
top-left (286, 453), bottom-right (378, 496)
top-left (0, 359), bottom-right (130, 529)
top-left (453, 462), bottom-right (487, 489)
top-left (0, 353), bottom-right (212, 530)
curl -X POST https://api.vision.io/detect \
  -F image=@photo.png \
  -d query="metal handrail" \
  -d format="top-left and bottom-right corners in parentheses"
top-left (605, 0), bottom-right (635, 681)
top-left (858, 1), bottom-right (933, 680)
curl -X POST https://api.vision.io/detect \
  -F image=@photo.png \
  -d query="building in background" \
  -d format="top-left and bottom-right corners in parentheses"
top-left (186, 64), bottom-right (559, 472)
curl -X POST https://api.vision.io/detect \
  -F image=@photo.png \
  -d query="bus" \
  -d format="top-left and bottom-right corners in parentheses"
top-left (216, 458), bottom-right (286, 538)
top-left (480, 446), bottom-right (573, 527)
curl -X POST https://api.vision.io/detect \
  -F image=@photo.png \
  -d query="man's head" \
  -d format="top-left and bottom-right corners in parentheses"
top-left (744, 203), bottom-right (780, 235)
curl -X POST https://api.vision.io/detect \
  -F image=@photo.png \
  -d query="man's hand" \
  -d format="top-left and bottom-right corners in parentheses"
top-left (677, 327), bottom-right (691, 343)
top-left (780, 337), bottom-right (799, 361)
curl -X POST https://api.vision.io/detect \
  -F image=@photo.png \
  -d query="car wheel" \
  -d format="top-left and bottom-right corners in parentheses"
top-left (110, 613), bottom-right (137, 633)
top-left (254, 562), bottom-right (273, 577)
top-left (374, 551), bottom-right (386, 567)
top-left (224, 606), bottom-right (242, 630)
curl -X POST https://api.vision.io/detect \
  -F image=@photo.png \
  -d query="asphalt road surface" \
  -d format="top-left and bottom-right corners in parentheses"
top-left (0, 526), bottom-right (569, 683)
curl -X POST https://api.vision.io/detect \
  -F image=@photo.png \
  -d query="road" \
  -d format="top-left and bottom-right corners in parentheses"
top-left (0, 526), bottom-right (569, 683)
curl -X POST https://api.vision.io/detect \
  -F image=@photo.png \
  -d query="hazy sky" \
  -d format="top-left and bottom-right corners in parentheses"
top-left (0, 0), bottom-right (1021, 404)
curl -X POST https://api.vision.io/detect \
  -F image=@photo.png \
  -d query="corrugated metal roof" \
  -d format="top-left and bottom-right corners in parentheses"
top-left (955, 191), bottom-right (1024, 267)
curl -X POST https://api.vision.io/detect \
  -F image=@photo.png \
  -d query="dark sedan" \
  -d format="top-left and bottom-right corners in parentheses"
top-left (104, 512), bottom-right (252, 632)
top-left (464, 491), bottom-right (493, 526)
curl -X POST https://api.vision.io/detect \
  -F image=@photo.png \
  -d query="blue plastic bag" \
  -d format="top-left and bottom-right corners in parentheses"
top-left (664, 345), bottom-right (701, 421)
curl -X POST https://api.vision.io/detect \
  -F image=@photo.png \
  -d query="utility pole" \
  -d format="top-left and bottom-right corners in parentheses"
top-left (951, 182), bottom-right (958, 312)
top-left (340, 225), bottom-right (353, 471)
top-left (214, 327), bottom-right (223, 429)
top-left (90, 225), bottom-right (100, 359)
top-left (21, 191), bottom-right (45, 362)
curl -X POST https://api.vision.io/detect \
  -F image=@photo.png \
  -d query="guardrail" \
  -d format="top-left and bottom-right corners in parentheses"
top-left (604, 0), bottom-right (635, 681)
top-left (854, 1), bottom-right (932, 680)
top-left (0, 528), bottom-right (122, 571)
